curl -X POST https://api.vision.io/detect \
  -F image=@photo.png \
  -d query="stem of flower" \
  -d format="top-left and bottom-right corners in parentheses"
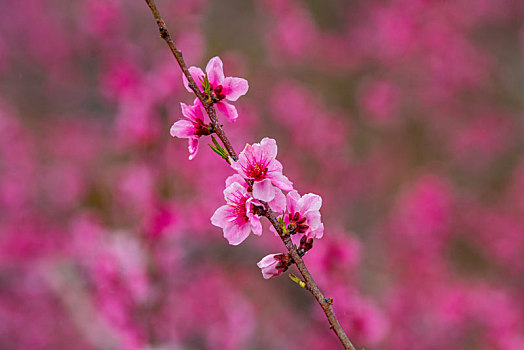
top-left (144, 1), bottom-right (356, 349)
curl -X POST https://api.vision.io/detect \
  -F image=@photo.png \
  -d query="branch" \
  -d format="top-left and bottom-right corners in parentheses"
top-left (264, 207), bottom-right (356, 350)
top-left (143, 1), bottom-right (356, 349)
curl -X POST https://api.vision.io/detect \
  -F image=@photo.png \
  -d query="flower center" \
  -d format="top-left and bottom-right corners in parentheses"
top-left (193, 119), bottom-right (212, 136)
top-left (287, 212), bottom-right (309, 234)
top-left (210, 84), bottom-right (226, 103)
top-left (246, 163), bottom-right (268, 181)
top-left (230, 194), bottom-right (249, 224)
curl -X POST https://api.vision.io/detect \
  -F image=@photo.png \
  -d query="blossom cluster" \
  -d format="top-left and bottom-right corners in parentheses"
top-left (170, 56), bottom-right (248, 159)
top-left (172, 57), bottom-right (325, 279)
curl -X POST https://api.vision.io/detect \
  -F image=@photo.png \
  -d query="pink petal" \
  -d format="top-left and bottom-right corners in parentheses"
top-left (261, 269), bottom-right (280, 279)
top-left (267, 158), bottom-right (283, 173)
top-left (223, 182), bottom-right (247, 203)
top-left (188, 137), bottom-right (199, 160)
top-left (290, 232), bottom-right (303, 247)
top-left (190, 99), bottom-right (207, 121)
top-left (270, 173), bottom-right (293, 192)
top-left (180, 102), bottom-right (200, 123)
top-left (234, 144), bottom-right (253, 174)
top-left (225, 174), bottom-right (247, 188)
top-left (253, 178), bottom-right (275, 202)
top-left (211, 205), bottom-right (232, 228)
top-left (182, 67), bottom-right (204, 92)
top-left (269, 188), bottom-right (286, 213)
top-left (170, 119), bottom-right (195, 138)
top-left (223, 222), bottom-right (251, 246)
top-left (308, 223), bottom-right (324, 239)
top-left (259, 137), bottom-right (278, 159)
top-left (247, 213), bottom-right (263, 236)
top-left (257, 254), bottom-right (282, 279)
top-left (286, 190), bottom-right (301, 214)
top-left (299, 193), bottom-right (322, 213)
top-left (222, 77), bottom-right (249, 101)
top-left (257, 254), bottom-right (278, 268)
top-left (205, 56), bottom-right (225, 87)
top-left (305, 211), bottom-right (321, 230)
top-left (216, 101), bottom-right (238, 123)
top-left (230, 160), bottom-right (244, 177)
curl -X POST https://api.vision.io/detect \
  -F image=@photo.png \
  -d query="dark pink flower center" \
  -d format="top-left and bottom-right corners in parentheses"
top-left (210, 84), bottom-right (226, 102)
top-left (248, 163), bottom-right (268, 181)
top-left (193, 119), bottom-right (212, 137)
top-left (229, 193), bottom-right (249, 224)
top-left (287, 212), bottom-right (309, 234)
top-left (274, 253), bottom-right (292, 271)
top-left (243, 156), bottom-right (270, 181)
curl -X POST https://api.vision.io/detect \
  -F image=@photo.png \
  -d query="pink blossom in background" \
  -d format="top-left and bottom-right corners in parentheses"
top-left (1, 0), bottom-right (524, 349)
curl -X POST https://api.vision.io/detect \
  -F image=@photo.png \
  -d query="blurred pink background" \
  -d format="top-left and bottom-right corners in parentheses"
top-left (1, 0), bottom-right (524, 349)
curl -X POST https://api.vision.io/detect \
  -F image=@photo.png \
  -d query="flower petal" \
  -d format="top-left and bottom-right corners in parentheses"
top-left (222, 77), bottom-right (249, 101)
top-left (269, 188), bottom-right (286, 213)
top-left (259, 137), bottom-right (278, 159)
top-left (223, 222), bottom-right (251, 246)
top-left (170, 119), bottom-right (195, 138)
top-left (299, 193), bottom-right (322, 213)
top-left (179, 102), bottom-right (197, 123)
top-left (257, 254), bottom-right (278, 268)
top-left (211, 205), bottom-right (233, 228)
top-left (286, 190), bottom-right (301, 214)
top-left (205, 56), bottom-right (225, 87)
top-left (188, 137), bottom-right (199, 160)
top-left (261, 269), bottom-right (280, 279)
top-left (257, 254), bottom-right (282, 279)
top-left (223, 182), bottom-right (247, 203)
top-left (230, 144), bottom-right (250, 175)
top-left (270, 173), bottom-right (293, 192)
top-left (216, 101), bottom-right (238, 123)
top-left (253, 178), bottom-right (275, 202)
top-left (308, 223), bottom-right (324, 239)
top-left (304, 210), bottom-right (321, 230)
top-left (247, 213), bottom-right (263, 236)
top-left (225, 174), bottom-right (247, 188)
top-left (182, 67), bottom-right (204, 92)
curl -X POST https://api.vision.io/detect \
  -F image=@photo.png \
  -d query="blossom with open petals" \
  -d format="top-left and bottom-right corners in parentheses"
top-left (284, 190), bottom-right (324, 239)
top-left (225, 174), bottom-right (286, 213)
top-left (231, 137), bottom-right (293, 202)
top-left (211, 181), bottom-right (262, 246)
top-left (170, 101), bottom-right (210, 160)
top-left (182, 56), bottom-right (248, 123)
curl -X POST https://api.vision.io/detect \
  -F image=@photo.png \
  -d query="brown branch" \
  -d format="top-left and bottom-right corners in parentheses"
top-left (263, 207), bottom-right (356, 350)
top-left (143, 1), bottom-right (356, 349)
top-left (144, 0), bottom-right (238, 162)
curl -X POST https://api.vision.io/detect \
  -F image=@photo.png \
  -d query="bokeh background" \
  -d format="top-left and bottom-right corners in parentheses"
top-left (1, 0), bottom-right (524, 349)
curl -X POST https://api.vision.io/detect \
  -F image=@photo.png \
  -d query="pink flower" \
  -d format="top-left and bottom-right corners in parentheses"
top-left (182, 56), bottom-right (249, 123)
top-left (211, 181), bottom-right (262, 246)
top-left (231, 137), bottom-right (293, 202)
top-left (225, 174), bottom-right (286, 213)
top-left (256, 253), bottom-right (289, 279)
top-left (285, 190), bottom-right (324, 239)
top-left (170, 101), bottom-right (210, 160)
